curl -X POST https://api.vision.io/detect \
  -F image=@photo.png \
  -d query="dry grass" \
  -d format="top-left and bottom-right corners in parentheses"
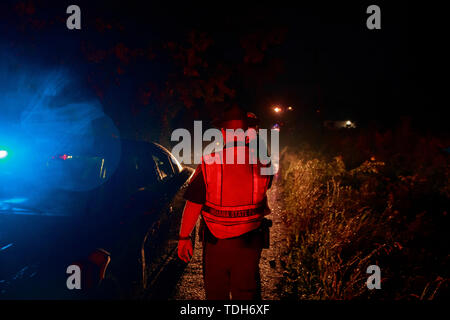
top-left (278, 146), bottom-right (449, 300)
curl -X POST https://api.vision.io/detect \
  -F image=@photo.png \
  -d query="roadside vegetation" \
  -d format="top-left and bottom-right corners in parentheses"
top-left (278, 121), bottom-right (449, 300)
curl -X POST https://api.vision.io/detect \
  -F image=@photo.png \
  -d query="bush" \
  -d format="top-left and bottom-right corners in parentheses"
top-left (278, 146), bottom-right (449, 300)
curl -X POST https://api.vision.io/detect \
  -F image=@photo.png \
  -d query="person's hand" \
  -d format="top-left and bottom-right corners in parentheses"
top-left (178, 239), bottom-right (193, 263)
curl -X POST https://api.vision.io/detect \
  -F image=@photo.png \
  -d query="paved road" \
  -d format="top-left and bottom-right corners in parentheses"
top-left (172, 181), bottom-right (286, 300)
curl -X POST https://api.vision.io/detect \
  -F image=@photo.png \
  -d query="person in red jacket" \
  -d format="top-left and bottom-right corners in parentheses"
top-left (178, 105), bottom-right (273, 300)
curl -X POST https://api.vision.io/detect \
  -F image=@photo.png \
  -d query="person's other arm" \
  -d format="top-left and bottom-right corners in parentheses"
top-left (178, 201), bottom-right (202, 263)
top-left (177, 165), bottom-right (206, 263)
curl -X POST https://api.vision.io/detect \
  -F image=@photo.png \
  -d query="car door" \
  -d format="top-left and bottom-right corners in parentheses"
top-left (78, 141), bottom-right (166, 295)
top-left (139, 146), bottom-right (178, 287)
top-left (141, 147), bottom-right (195, 297)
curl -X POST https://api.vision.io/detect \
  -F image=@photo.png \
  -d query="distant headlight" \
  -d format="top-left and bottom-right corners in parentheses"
top-left (0, 150), bottom-right (8, 159)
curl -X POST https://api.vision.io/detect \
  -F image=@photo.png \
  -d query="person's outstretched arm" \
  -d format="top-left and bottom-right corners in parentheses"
top-left (178, 200), bottom-right (202, 262)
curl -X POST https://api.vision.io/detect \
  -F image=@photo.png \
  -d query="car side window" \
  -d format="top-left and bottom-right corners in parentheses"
top-left (151, 150), bottom-right (175, 181)
top-left (119, 149), bottom-right (158, 192)
top-left (135, 153), bottom-right (159, 188)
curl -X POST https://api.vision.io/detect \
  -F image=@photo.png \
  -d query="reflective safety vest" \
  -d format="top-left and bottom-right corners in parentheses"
top-left (201, 142), bottom-right (272, 239)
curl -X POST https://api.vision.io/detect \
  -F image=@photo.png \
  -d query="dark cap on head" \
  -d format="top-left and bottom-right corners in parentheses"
top-left (212, 104), bottom-right (249, 129)
top-left (246, 112), bottom-right (259, 127)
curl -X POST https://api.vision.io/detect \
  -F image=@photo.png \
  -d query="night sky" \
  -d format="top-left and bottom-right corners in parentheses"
top-left (0, 1), bottom-right (442, 139)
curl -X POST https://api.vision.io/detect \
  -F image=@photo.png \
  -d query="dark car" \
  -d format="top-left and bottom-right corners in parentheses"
top-left (0, 133), bottom-right (193, 299)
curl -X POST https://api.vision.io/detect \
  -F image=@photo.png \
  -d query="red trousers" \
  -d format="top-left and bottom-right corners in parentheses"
top-left (202, 227), bottom-right (263, 300)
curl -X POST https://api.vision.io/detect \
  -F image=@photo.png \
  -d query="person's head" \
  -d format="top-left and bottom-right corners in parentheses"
top-left (212, 104), bottom-right (259, 143)
top-left (214, 104), bottom-right (249, 130)
top-left (246, 112), bottom-right (259, 130)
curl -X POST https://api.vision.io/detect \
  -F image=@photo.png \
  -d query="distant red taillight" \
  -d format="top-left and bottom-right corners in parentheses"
top-left (51, 154), bottom-right (72, 160)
